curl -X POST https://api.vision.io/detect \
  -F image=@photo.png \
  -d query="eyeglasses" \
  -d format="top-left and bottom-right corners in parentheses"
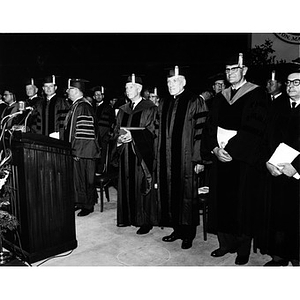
top-left (225, 66), bottom-right (242, 74)
top-left (286, 79), bottom-right (300, 87)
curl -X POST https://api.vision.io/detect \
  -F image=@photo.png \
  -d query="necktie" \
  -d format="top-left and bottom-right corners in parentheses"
top-left (231, 88), bottom-right (237, 99)
top-left (129, 101), bottom-right (134, 110)
top-left (291, 102), bottom-right (296, 109)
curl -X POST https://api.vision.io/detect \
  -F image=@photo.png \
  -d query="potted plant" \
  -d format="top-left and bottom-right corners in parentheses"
top-left (0, 160), bottom-right (19, 265)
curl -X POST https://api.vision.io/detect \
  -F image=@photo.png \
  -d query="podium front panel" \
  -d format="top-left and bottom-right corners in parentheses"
top-left (5, 132), bottom-right (77, 263)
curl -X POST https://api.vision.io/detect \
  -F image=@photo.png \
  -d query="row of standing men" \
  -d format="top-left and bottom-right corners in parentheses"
top-left (113, 55), bottom-right (299, 266)
top-left (0, 53), bottom-right (299, 266)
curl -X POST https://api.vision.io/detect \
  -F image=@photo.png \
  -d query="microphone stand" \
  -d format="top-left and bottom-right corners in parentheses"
top-left (23, 108), bottom-right (33, 133)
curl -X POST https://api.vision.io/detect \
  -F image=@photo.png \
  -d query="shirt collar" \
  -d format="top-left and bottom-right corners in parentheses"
top-left (273, 92), bottom-right (282, 99)
top-left (173, 89), bottom-right (185, 98)
top-left (47, 93), bottom-right (56, 101)
top-left (290, 99), bottom-right (300, 108)
top-left (132, 97), bottom-right (142, 109)
top-left (231, 80), bottom-right (247, 91)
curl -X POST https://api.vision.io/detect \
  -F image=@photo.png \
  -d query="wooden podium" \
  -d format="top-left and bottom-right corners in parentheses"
top-left (4, 132), bottom-right (77, 264)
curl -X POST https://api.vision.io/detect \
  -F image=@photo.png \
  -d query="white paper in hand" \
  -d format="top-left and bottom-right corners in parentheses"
top-left (217, 127), bottom-right (237, 148)
top-left (268, 143), bottom-right (300, 179)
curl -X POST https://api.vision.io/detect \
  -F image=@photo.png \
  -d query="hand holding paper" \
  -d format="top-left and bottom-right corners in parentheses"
top-left (277, 163), bottom-right (299, 179)
top-left (268, 143), bottom-right (300, 179)
top-left (217, 127), bottom-right (237, 148)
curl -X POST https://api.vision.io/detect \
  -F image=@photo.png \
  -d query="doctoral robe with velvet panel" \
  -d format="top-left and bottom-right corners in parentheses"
top-left (114, 99), bottom-right (158, 227)
top-left (31, 94), bottom-right (71, 136)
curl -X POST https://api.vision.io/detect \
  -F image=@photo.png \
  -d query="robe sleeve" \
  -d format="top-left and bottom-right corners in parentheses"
top-left (192, 96), bottom-right (209, 163)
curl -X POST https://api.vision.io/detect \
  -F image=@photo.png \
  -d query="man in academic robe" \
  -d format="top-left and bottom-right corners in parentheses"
top-left (1, 87), bottom-right (19, 129)
top-left (265, 69), bottom-right (286, 107)
top-left (202, 53), bottom-right (268, 265)
top-left (91, 85), bottom-right (116, 174)
top-left (257, 67), bottom-right (300, 266)
top-left (32, 75), bottom-right (71, 137)
top-left (113, 74), bottom-right (158, 234)
top-left (62, 78), bottom-right (101, 217)
top-left (24, 77), bottom-right (43, 108)
top-left (156, 66), bottom-right (208, 250)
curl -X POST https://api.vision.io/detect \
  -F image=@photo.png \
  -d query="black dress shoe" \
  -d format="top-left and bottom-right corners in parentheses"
top-left (162, 232), bottom-right (180, 242)
top-left (181, 239), bottom-right (193, 249)
top-left (211, 248), bottom-right (236, 257)
top-left (264, 259), bottom-right (289, 266)
top-left (77, 208), bottom-right (94, 217)
top-left (136, 225), bottom-right (153, 235)
top-left (235, 255), bottom-right (249, 265)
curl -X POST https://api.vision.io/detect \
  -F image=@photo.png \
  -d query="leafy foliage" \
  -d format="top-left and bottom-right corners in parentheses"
top-left (249, 39), bottom-right (280, 66)
top-left (0, 164), bottom-right (18, 238)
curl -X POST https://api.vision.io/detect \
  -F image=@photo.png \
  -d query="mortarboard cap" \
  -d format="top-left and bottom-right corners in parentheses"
top-left (269, 69), bottom-right (285, 83)
top-left (91, 85), bottom-right (105, 93)
top-left (209, 72), bottom-right (226, 84)
top-left (126, 74), bottom-right (143, 85)
top-left (149, 87), bottom-right (158, 95)
top-left (24, 77), bottom-right (37, 86)
top-left (226, 52), bottom-right (248, 66)
top-left (167, 65), bottom-right (188, 78)
top-left (68, 78), bottom-right (89, 92)
top-left (43, 75), bottom-right (58, 85)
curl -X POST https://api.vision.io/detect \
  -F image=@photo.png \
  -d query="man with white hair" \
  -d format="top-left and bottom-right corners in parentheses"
top-left (156, 66), bottom-right (208, 250)
top-left (24, 77), bottom-right (42, 107)
top-left (114, 74), bottom-right (158, 235)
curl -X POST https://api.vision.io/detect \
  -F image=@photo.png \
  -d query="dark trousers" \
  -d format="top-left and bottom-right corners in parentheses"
top-left (217, 231), bottom-right (252, 256)
top-left (173, 225), bottom-right (197, 240)
top-left (74, 158), bottom-right (97, 210)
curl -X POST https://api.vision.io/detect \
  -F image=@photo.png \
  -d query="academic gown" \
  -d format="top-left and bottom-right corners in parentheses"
top-left (256, 95), bottom-right (300, 261)
top-left (204, 83), bottom-right (268, 236)
top-left (114, 99), bottom-right (158, 227)
top-left (62, 97), bottom-right (101, 208)
top-left (94, 101), bottom-right (116, 173)
top-left (31, 94), bottom-right (71, 136)
top-left (156, 89), bottom-right (208, 227)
